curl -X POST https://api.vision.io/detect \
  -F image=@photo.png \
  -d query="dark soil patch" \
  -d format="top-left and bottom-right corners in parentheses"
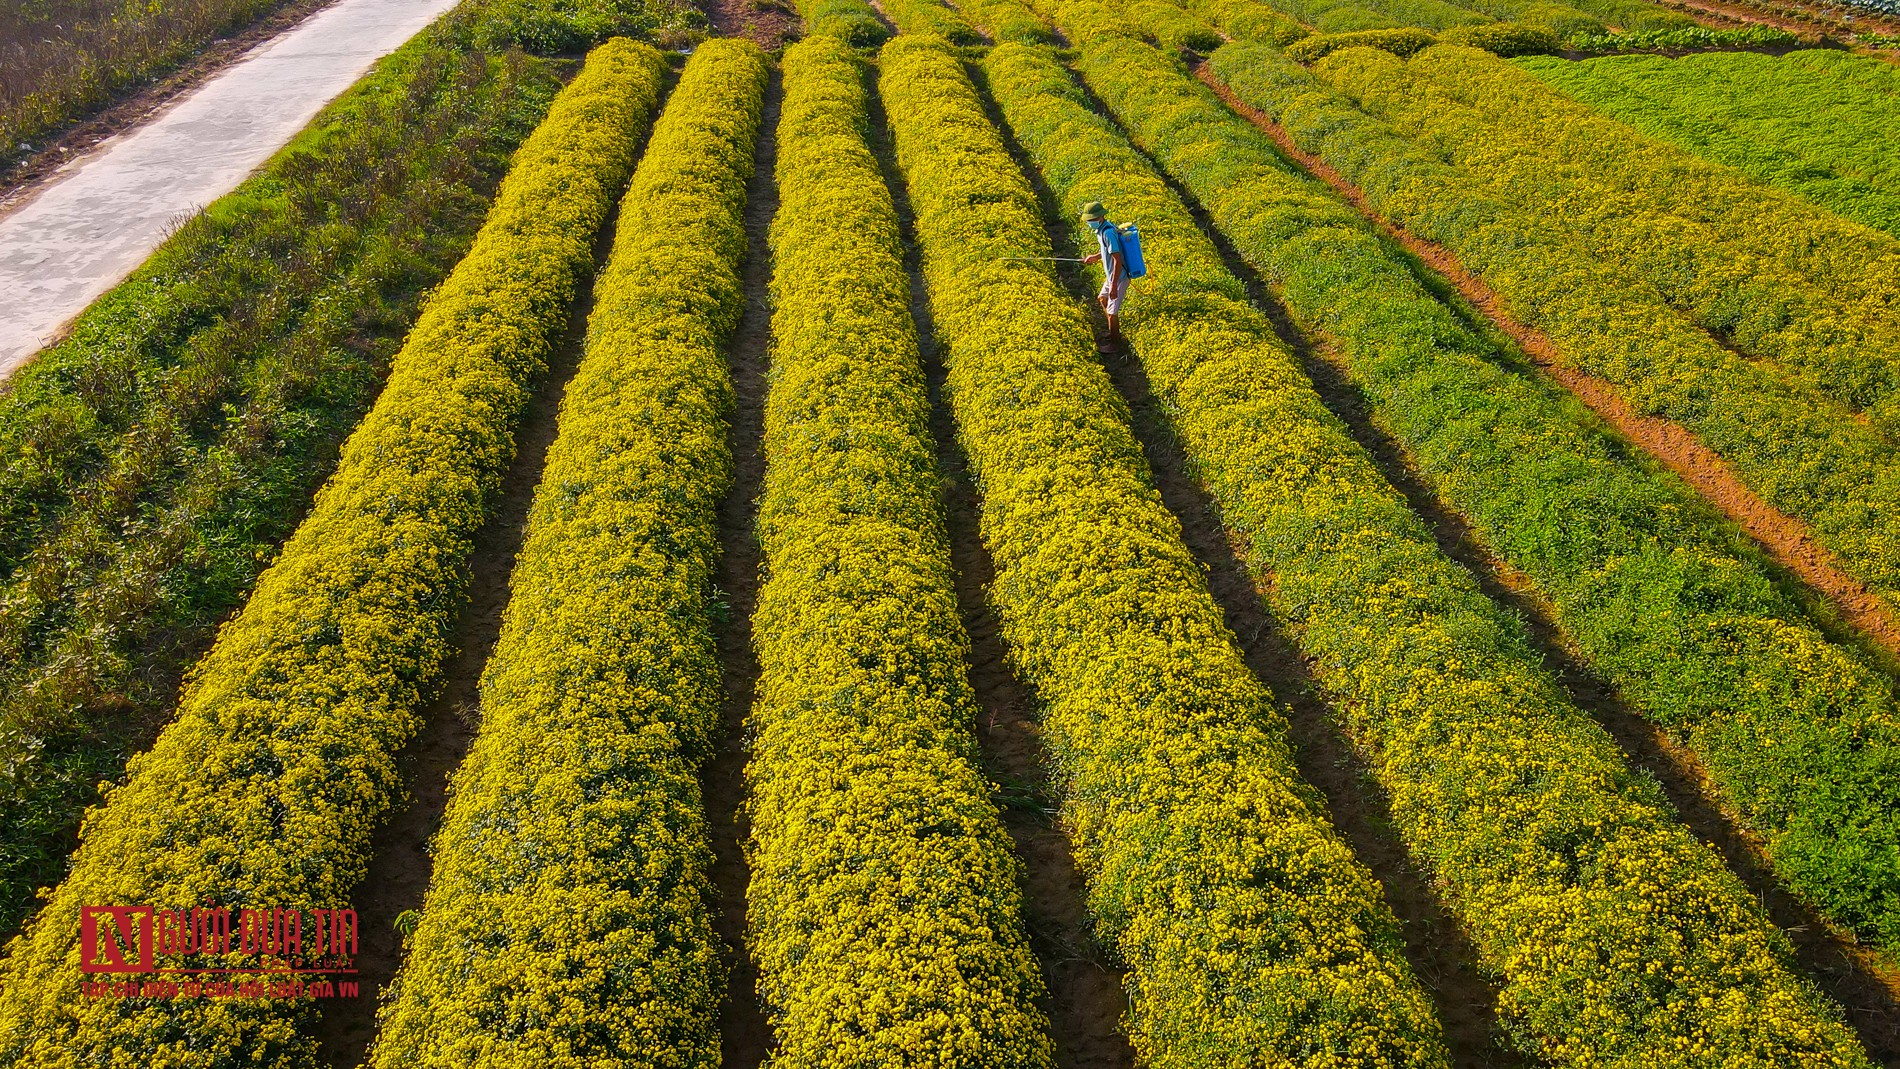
top-left (1199, 60), bottom-right (1900, 1062)
top-left (701, 66), bottom-right (782, 1069)
top-left (310, 192), bottom-right (622, 1069)
top-left (870, 61), bottom-right (1137, 1069)
top-left (699, 0), bottom-right (802, 50)
top-left (0, 0), bottom-right (344, 210)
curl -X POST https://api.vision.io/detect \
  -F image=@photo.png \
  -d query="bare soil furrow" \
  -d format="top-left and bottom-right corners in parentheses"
top-left (704, 65), bottom-right (782, 1069)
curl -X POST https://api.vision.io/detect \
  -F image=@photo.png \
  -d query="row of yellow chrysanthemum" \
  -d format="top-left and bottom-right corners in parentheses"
top-left (880, 33), bottom-right (1457, 1068)
top-left (744, 35), bottom-right (1058, 1067)
top-left (0, 38), bottom-right (668, 1068)
top-left (1020, 21), bottom-right (1876, 1065)
top-left (364, 38), bottom-right (768, 1069)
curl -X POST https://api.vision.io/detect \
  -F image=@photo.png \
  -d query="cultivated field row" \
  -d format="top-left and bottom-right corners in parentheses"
top-left (2, 1), bottom-right (1899, 1066)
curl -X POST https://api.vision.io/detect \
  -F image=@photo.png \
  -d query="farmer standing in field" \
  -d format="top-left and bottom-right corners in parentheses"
top-left (1080, 201), bottom-right (1130, 353)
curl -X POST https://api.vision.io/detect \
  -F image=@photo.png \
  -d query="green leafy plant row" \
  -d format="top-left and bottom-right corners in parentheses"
top-left (1517, 51), bottom-right (1900, 237)
top-left (880, 34), bottom-right (1452, 1069)
top-left (1122, 0), bottom-right (1228, 51)
top-left (793, 0), bottom-right (894, 45)
top-left (1054, 30), bottom-right (1878, 1066)
top-left (746, 37), bottom-right (1056, 1068)
top-left (957, 0), bottom-right (1060, 43)
top-left (0, 12), bottom-right (566, 943)
top-left (884, 0), bottom-right (988, 40)
top-left (1187, 0), bottom-right (1311, 44)
top-left (0, 38), bottom-right (667, 1069)
top-left (365, 39), bottom-right (763, 1069)
top-left (1316, 45), bottom-right (1900, 431)
top-left (1160, 30), bottom-right (1900, 963)
top-left (1563, 23), bottom-right (1798, 48)
top-left (1218, 42), bottom-right (1900, 622)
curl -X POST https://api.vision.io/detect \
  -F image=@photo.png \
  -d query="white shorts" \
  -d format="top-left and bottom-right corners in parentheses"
top-left (1099, 273), bottom-right (1127, 316)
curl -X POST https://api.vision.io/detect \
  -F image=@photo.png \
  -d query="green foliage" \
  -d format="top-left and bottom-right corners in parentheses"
top-left (0, 38), bottom-right (665, 1068)
top-left (1213, 34), bottom-right (1900, 964)
top-left (1294, 44), bottom-right (1900, 612)
top-left (0, 20), bottom-right (564, 941)
top-left (957, 0), bottom-right (1058, 42)
top-left (461, 0), bottom-right (702, 52)
top-left (367, 40), bottom-right (757, 1069)
top-left (795, 0), bottom-right (893, 44)
top-left (747, 38), bottom-right (1057, 1067)
top-left (1319, 45), bottom-right (1900, 434)
top-left (1125, 0), bottom-right (1227, 50)
top-left (1564, 24), bottom-right (1798, 49)
top-left (1286, 26), bottom-right (1435, 58)
top-left (1517, 51), bottom-right (1900, 236)
top-left (1070, 30), bottom-right (1878, 1066)
top-left (882, 0), bottom-right (986, 42)
top-left (1439, 19), bottom-right (1555, 52)
top-left (884, 33), bottom-right (1450, 1068)
top-left (1787, 45), bottom-right (1900, 93)
top-left (1191, 0), bottom-right (1311, 43)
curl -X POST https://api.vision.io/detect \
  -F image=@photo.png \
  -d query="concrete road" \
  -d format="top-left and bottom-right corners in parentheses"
top-left (0, 0), bottom-right (462, 377)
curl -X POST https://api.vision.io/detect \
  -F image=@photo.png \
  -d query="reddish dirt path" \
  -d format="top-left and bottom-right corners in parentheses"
top-left (1661, 0), bottom-right (1900, 41)
top-left (1195, 63), bottom-right (1900, 665)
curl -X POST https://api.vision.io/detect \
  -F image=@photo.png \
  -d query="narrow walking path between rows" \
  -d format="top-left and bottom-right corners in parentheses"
top-left (706, 66), bottom-right (779, 1069)
top-left (1185, 61), bottom-right (1900, 1059)
top-left (0, 0), bottom-right (460, 374)
top-left (704, 68), bottom-right (781, 1069)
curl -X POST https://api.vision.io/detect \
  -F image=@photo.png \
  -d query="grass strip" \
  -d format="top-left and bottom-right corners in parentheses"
top-left (0, 37), bottom-right (666, 1069)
